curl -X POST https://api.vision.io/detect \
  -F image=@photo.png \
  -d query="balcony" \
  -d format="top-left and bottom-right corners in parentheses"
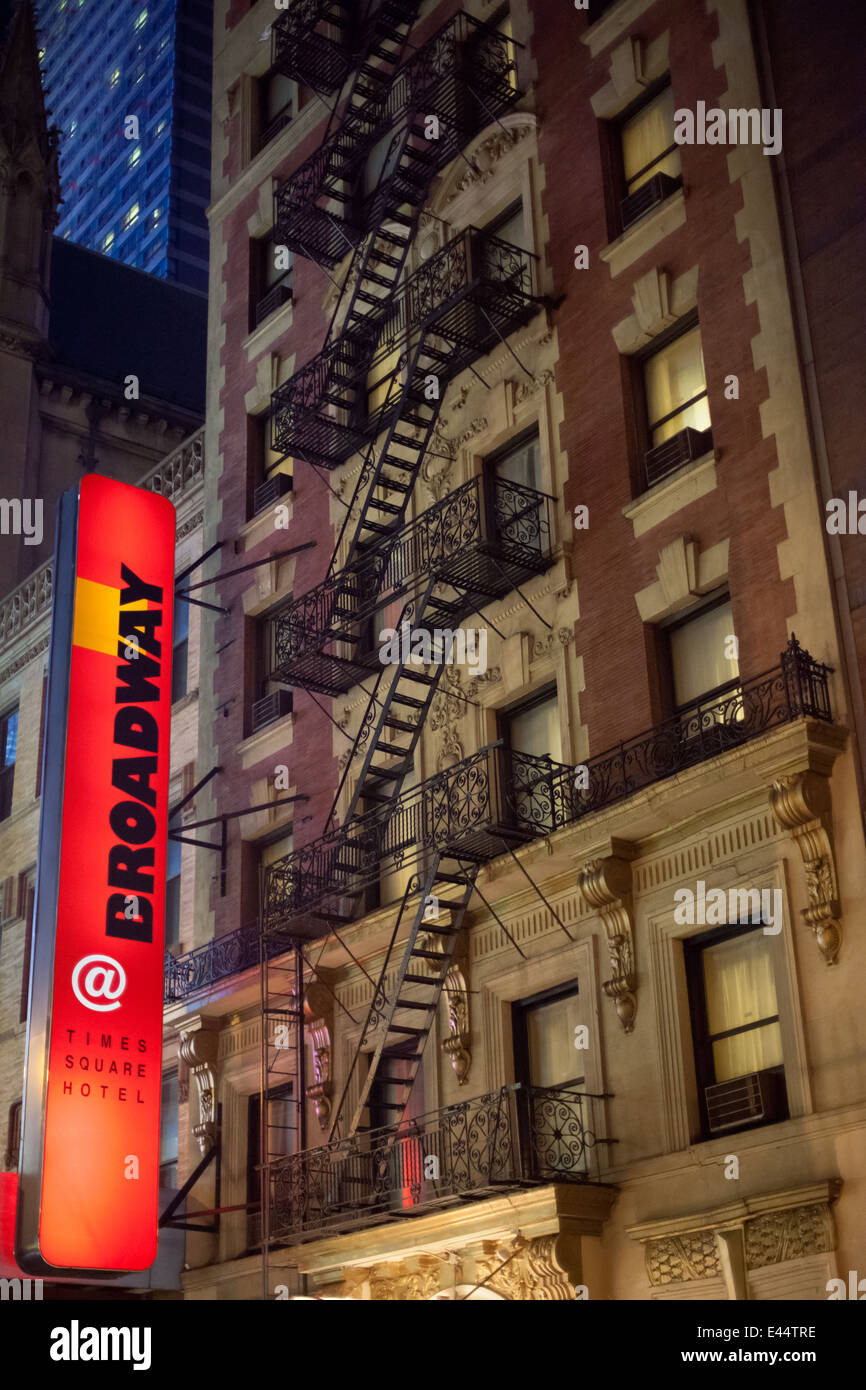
top-left (269, 1083), bottom-right (610, 1241)
top-left (262, 741), bottom-right (574, 934)
top-left (262, 638), bottom-right (832, 937)
top-left (272, 11), bottom-right (520, 266)
top-left (271, 1), bottom-right (354, 95)
top-left (271, 226), bottom-right (537, 470)
top-left (270, 472), bottom-right (553, 695)
top-left (571, 636), bottom-right (832, 820)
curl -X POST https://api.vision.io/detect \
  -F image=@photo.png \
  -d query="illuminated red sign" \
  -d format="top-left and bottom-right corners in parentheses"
top-left (16, 475), bottom-right (175, 1274)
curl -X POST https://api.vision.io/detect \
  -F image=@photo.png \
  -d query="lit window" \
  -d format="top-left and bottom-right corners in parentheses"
top-left (621, 85), bottom-right (681, 198)
top-left (69, 119), bottom-right (77, 137)
top-left (152, 206), bottom-right (161, 223)
top-left (103, 230), bottom-right (115, 251)
top-left (128, 146), bottom-right (141, 167)
top-left (644, 324), bottom-right (710, 448)
top-left (0, 706), bottom-right (18, 822)
top-left (668, 598), bottom-right (739, 709)
top-left (38, 46), bottom-right (46, 61)
top-left (122, 202), bottom-right (139, 229)
top-left (134, 8), bottom-right (148, 29)
top-left (109, 68), bottom-right (120, 88)
top-left (156, 119), bottom-right (167, 135)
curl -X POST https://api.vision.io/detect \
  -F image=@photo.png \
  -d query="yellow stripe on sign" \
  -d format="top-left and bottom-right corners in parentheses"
top-left (72, 579), bottom-right (148, 658)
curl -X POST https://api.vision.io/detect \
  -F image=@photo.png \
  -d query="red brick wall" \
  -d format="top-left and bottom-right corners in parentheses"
top-left (534, 0), bottom-right (794, 755)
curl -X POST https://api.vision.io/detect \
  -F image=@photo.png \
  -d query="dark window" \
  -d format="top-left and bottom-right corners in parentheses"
top-left (159, 1071), bottom-right (179, 1188)
top-left (0, 706), bottom-right (18, 822)
top-left (485, 197), bottom-right (527, 251)
top-left (171, 594), bottom-right (189, 703)
top-left (247, 413), bottom-right (292, 517)
top-left (165, 834), bottom-right (182, 950)
top-left (35, 675), bottom-right (47, 798)
top-left (247, 1081), bottom-right (295, 1247)
top-left (257, 70), bottom-right (296, 151)
top-left (512, 982), bottom-right (583, 1089)
top-left (685, 925), bottom-right (788, 1139)
top-left (483, 426), bottom-right (542, 493)
top-left (249, 237), bottom-right (292, 332)
top-left (250, 605), bottom-right (294, 733)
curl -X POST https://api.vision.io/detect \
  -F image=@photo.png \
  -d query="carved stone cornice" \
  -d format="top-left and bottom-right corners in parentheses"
top-left (769, 771), bottom-right (841, 965)
top-left (178, 1014), bottom-right (221, 1155)
top-left (475, 1233), bottom-right (582, 1301)
top-left (441, 963), bottom-right (471, 1086)
top-left (577, 842), bottom-right (638, 1032)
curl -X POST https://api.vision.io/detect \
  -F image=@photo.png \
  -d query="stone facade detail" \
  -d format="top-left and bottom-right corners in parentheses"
top-left (770, 771), bottom-right (842, 965)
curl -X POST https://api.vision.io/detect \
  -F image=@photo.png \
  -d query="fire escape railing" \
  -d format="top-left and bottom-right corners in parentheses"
top-left (272, 10), bottom-right (521, 267)
top-left (269, 1083), bottom-right (609, 1241)
top-left (260, 637), bottom-right (832, 935)
top-left (269, 473), bottom-right (553, 694)
top-left (271, 226), bottom-right (537, 470)
top-left (271, 0), bottom-right (354, 95)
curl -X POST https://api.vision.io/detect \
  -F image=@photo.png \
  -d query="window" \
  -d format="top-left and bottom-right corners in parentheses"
top-left (0, 706), bottom-right (18, 822)
top-left (159, 1071), bottom-right (179, 1188)
top-left (644, 321), bottom-right (710, 449)
top-left (486, 199), bottom-right (527, 252)
top-left (248, 413), bottom-right (292, 516)
top-left (171, 594), bottom-right (189, 703)
top-left (512, 983), bottom-right (583, 1089)
top-left (258, 71), bottom-right (296, 150)
top-left (251, 608), bottom-right (293, 731)
top-left (499, 684), bottom-right (562, 763)
top-left (18, 867), bottom-right (35, 1023)
top-left (165, 834), bottom-right (181, 950)
top-left (249, 238), bottom-right (292, 331)
top-left (685, 925), bottom-right (788, 1138)
top-left (484, 426), bottom-right (542, 493)
top-left (122, 202), bottom-right (140, 230)
top-left (247, 1081), bottom-right (295, 1247)
top-left (618, 82), bottom-right (681, 229)
top-left (665, 595), bottom-right (739, 709)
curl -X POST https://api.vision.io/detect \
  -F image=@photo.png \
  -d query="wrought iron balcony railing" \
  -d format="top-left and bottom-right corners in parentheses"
top-left (271, 226), bottom-right (537, 470)
top-left (269, 1083), bottom-right (610, 1241)
top-left (262, 637), bottom-right (832, 936)
top-left (271, 0), bottom-right (354, 95)
top-left (262, 741), bottom-right (574, 933)
top-left (270, 473), bottom-right (553, 695)
top-left (272, 11), bottom-right (520, 266)
top-left (571, 636), bottom-right (832, 819)
top-left (165, 924), bottom-right (260, 1003)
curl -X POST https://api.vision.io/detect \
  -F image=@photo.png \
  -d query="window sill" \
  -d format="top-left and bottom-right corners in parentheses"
top-left (622, 450), bottom-right (717, 539)
top-left (241, 294), bottom-right (294, 359)
top-left (600, 187), bottom-right (686, 278)
top-left (581, 0), bottom-right (661, 59)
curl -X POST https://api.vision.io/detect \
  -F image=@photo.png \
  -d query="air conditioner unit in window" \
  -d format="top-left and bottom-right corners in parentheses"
top-left (253, 472), bottom-right (292, 517)
top-left (621, 171), bottom-right (682, 231)
top-left (645, 425), bottom-right (713, 489)
top-left (251, 689), bottom-right (293, 733)
top-left (705, 1068), bottom-right (786, 1134)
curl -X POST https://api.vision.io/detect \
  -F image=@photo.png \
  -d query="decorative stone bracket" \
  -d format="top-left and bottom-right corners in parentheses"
top-left (178, 1014), bottom-right (221, 1155)
top-left (304, 980), bottom-right (333, 1132)
top-left (769, 771), bottom-right (842, 965)
top-left (442, 964), bottom-right (471, 1086)
top-left (577, 842), bottom-right (638, 1032)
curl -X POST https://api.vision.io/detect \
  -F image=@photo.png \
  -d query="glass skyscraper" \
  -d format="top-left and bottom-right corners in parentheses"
top-left (34, 0), bottom-right (212, 292)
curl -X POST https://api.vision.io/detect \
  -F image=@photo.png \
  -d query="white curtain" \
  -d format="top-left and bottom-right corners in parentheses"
top-left (645, 325), bottom-right (710, 445)
top-left (703, 932), bottom-right (783, 1082)
top-left (621, 86), bottom-right (681, 192)
top-left (670, 600), bottom-right (739, 705)
top-left (526, 991), bottom-right (584, 1088)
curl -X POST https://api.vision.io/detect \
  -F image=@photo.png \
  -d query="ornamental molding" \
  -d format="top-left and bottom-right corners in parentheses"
top-left (576, 842), bottom-right (638, 1033)
top-left (0, 632), bottom-right (49, 687)
top-left (304, 979), bottom-right (334, 1132)
top-left (769, 771), bottom-right (841, 965)
top-left (632, 1182), bottom-right (841, 1294)
top-left (475, 1234), bottom-right (582, 1301)
top-left (439, 114), bottom-right (538, 209)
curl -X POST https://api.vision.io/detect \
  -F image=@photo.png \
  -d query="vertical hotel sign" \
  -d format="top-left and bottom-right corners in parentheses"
top-left (16, 476), bottom-right (175, 1275)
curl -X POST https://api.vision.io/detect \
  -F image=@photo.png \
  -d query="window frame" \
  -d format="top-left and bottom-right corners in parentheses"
top-left (0, 704), bottom-right (19, 823)
top-left (511, 980), bottom-right (584, 1091)
top-left (610, 77), bottom-right (682, 235)
top-left (629, 308), bottom-right (710, 492)
top-left (684, 922), bottom-right (789, 1140)
top-left (658, 589), bottom-right (738, 715)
